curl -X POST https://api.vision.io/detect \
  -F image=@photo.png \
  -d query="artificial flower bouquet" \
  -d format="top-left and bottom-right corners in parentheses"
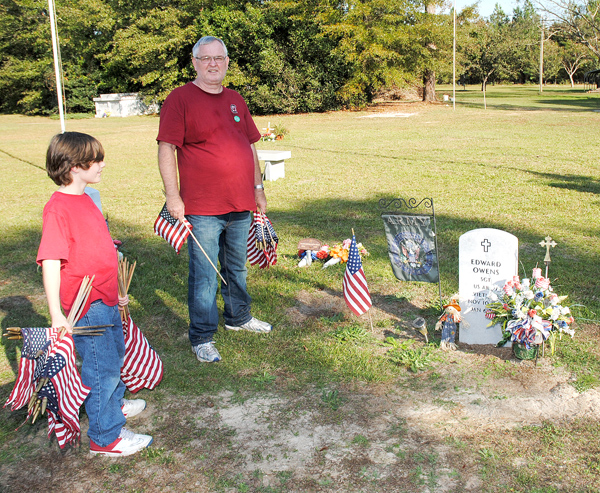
top-left (485, 267), bottom-right (575, 353)
top-left (297, 239), bottom-right (369, 268)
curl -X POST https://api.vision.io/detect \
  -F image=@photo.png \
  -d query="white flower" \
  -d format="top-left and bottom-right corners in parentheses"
top-left (487, 291), bottom-right (498, 302)
top-left (561, 306), bottom-right (571, 315)
top-left (523, 290), bottom-right (534, 300)
top-left (521, 278), bottom-right (530, 288)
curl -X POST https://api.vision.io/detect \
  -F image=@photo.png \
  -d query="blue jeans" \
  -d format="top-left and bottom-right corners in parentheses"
top-left (186, 212), bottom-right (252, 345)
top-left (73, 300), bottom-right (126, 447)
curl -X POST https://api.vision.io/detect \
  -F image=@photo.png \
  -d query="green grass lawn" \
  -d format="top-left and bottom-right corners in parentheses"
top-left (1, 84), bottom-right (599, 491)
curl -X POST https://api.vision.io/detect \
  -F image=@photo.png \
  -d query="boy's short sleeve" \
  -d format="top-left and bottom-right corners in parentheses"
top-left (37, 210), bottom-right (69, 266)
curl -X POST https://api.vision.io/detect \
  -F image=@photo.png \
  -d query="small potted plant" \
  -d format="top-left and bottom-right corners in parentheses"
top-left (273, 123), bottom-right (289, 140)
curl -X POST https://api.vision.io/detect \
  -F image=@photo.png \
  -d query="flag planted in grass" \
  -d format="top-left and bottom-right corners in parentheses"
top-left (154, 203), bottom-right (192, 254)
top-left (343, 234), bottom-right (372, 316)
top-left (247, 211), bottom-right (278, 269)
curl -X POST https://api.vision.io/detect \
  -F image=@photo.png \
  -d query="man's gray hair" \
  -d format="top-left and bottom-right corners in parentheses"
top-left (193, 36), bottom-right (228, 58)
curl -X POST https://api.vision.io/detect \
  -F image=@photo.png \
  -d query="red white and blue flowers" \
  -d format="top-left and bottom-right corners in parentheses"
top-left (485, 268), bottom-right (575, 350)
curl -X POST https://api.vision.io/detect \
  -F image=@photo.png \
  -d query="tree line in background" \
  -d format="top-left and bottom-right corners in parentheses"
top-left (0, 0), bottom-right (598, 116)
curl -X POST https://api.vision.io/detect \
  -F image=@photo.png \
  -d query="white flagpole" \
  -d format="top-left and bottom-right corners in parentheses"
top-left (453, 0), bottom-right (456, 111)
top-left (48, 0), bottom-right (66, 133)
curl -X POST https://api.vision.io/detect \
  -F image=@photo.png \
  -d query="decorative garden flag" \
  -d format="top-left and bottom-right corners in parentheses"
top-left (343, 234), bottom-right (372, 316)
top-left (154, 204), bottom-right (192, 254)
top-left (382, 214), bottom-right (439, 283)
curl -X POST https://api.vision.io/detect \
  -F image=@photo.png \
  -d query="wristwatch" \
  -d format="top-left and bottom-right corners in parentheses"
top-left (254, 184), bottom-right (264, 190)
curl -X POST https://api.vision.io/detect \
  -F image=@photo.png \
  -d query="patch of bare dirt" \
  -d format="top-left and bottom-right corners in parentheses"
top-left (2, 290), bottom-right (600, 492)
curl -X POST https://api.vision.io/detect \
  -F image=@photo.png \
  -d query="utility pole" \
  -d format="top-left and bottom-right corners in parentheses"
top-left (539, 18), bottom-right (544, 94)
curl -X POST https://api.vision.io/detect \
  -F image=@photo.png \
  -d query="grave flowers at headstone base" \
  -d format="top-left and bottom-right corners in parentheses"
top-left (484, 268), bottom-right (575, 359)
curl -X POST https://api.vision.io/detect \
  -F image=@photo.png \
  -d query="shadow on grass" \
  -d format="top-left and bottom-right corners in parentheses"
top-left (525, 170), bottom-right (600, 196)
top-left (454, 88), bottom-right (600, 112)
top-left (1, 195), bottom-right (598, 398)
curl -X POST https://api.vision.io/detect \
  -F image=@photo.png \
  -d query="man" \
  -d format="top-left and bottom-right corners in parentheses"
top-left (157, 36), bottom-right (271, 363)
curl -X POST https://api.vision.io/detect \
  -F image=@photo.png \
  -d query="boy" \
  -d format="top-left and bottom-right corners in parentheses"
top-left (37, 132), bottom-right (152, 456)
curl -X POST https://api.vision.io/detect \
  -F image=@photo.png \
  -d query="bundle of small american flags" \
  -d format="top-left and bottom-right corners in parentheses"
top-left (4, 276), bottom-right (96, 449)
top-left (247, 211), bottom-right (278, 269)
top-left (118, 257), bottom-right (163, 393)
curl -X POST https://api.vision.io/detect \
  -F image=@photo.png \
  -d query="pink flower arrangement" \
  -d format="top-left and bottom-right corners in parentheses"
top-left (485, 268), bottom-right (575, 351)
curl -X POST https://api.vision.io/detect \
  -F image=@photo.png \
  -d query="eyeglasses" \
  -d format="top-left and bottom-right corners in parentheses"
top-left (193, 56), bottom-right (226, 64)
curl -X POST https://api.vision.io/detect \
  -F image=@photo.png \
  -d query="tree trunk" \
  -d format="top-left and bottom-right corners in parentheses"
top-left (423, 69), bottom-right (436, 102)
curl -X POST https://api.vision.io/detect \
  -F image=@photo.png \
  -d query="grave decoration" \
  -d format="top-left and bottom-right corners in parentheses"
top-left (378, 197), bottom-right (442, 310)
top-left (296, 238), bottom-right (369, 268)
top-left (485, 268), bottom-right (575, 359)
top-left (435, 296), bottom-right (464, 350)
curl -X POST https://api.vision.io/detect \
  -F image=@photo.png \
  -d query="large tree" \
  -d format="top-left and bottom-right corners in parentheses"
top-left (537, 0), bottom-right (600, 59)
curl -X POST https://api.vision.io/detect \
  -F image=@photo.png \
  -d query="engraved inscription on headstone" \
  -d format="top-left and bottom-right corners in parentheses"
top-left (459, 228), bottom-right (518, 344)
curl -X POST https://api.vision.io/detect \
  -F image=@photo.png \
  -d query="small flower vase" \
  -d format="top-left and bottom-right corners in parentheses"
top-left (512, 342), bottom-right (538, 360)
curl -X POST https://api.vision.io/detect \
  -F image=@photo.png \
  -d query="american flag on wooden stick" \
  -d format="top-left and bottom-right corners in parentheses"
top-left (121, 314), bottom-right (163, 393)
top-left (39, 332), bottom-right (90, 448)
top-left (343, 234), bottom-right (372, 316)
top-left (154, 203), bottom-right (192, 254)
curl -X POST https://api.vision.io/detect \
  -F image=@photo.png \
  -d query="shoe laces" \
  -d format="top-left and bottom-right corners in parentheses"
top-left (119, 428), bottom-right (136, 440)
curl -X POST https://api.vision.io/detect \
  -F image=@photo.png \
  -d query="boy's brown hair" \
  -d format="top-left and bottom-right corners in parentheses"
top-left (46, 132), bottom-right (105, 186)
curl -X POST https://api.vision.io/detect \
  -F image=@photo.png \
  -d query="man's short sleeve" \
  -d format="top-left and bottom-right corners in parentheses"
top-left (157, 89), bottom-right (185, 148)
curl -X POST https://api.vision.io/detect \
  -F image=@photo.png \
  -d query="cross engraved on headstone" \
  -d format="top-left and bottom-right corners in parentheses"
top-left (481, 239), bottom-right (491, 252)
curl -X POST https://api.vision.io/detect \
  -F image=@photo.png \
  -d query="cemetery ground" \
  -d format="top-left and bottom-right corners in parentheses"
top-left (1, 85), bottom-right (599, 492)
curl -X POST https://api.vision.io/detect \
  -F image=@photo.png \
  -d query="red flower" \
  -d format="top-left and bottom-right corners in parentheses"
top-left (528, 309), bottom-right (537, 317)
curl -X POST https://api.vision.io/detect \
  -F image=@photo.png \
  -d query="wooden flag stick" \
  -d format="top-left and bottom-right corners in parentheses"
top-left (183, 223), bottom-right (227, 285)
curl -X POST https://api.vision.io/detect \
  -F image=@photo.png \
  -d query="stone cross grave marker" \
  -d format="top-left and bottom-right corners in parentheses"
top-left (459, 228), bottom-right (518, 344)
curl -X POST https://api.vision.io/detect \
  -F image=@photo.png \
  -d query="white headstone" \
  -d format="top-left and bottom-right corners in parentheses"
top-left (459, 228), bottom-right (518, 344)
top-left (84, 186), bottom-right (102, 213)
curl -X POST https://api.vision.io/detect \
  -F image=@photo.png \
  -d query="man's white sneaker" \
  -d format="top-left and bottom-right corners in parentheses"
top-left (225, 317), bottom-right (272, 333)
top-left (90, 428), bottom-right (153, 457)
top-left (121, 398), bottom-right (146, 419)
top-left (192, 341), bottom-right (221, 362)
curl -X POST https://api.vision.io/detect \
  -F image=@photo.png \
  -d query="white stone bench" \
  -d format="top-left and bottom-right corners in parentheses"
top-left (257, 150), bottom-right (292, 181)
top-left (93, 93), bottom-right (157, 118)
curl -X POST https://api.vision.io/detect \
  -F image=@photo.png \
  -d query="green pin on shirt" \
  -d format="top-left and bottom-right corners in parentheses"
top-left (234, 116), bottom-right (240, 122)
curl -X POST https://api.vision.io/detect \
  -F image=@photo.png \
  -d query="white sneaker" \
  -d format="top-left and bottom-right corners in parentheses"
top-left (90, 428), bottom-right (153, 457)
top-left (192, 341), bottom-right (221, 362)
top-left (225, 317), bottom-right (272, 333)
top-left (121, 398), bottom-right (146, 419)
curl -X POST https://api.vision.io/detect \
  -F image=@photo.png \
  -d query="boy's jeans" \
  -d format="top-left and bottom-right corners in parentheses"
top-left (186, 212), bottom-right (252, 346)
top-left (73, 300), bottom-right (126, 447)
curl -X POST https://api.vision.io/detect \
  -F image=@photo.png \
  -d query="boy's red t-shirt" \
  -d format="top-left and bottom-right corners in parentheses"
top-left (157, 83), bottom-right (261, 216)
top-left (37, 191), bottom-right (119, 317)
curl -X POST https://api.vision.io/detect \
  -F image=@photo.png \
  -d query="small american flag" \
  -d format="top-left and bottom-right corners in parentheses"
top-left (121, 314), bottom-right (163, 393)
top-left (343, 234), bottom-right (372, 316)
top-left (4, 327), bottom-right (55, 411)
top-left (40, 331), bottom-right (90, 449)
top-left (154, 203), bottom-right (192, 254)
